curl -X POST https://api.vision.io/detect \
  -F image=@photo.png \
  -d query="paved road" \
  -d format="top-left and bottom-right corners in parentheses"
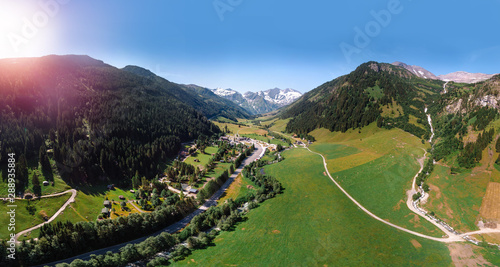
top-left (15, 189), bottom-right (77, 241)
top-left (41, 142), bottom-right (264, 267)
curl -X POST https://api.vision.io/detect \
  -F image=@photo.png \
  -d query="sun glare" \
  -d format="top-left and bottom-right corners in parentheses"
top-left (0, 1), bottom-right (60, 59)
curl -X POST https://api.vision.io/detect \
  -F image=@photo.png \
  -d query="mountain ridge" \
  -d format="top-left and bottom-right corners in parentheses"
top-left (392, 61), bottom-right (496, 83)
top-left (0, 54), bottom-right (222, 184)
top-left (212, 87), bottom-right (302, 115)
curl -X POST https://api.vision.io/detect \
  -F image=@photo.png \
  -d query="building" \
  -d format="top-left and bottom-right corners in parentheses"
top-left (103, 200), bottom-right (111, 208)
top-left (188, 188), bottom-right (198, 194)
top-left (101, 207), bottom-right (110, 216)
top-left (43, 181), bottom-right (49, 186)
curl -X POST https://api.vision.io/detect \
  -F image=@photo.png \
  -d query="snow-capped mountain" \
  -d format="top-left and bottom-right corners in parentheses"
top-left (212, 88), bottom-right (238, 97)
top-left (392, 61), bottom-right (437, 79)
top-left (437, 72), bottom-right (496, 83)
top-left (212, 88), bottom-right (302, 115)
top-left (392, 61), bottom-right (496, 84)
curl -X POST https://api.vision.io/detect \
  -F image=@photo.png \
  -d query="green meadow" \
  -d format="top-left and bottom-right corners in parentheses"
top-left (307, 125), bottom-right (441, 236)
top-left (174, 148), bottom-right (451, 266)
top-left (240, 133), bottom-right (289, 147)
top-left (184, 146), bottom-right (219, 169)
top-left (0, 193), bottom-right (71, 240)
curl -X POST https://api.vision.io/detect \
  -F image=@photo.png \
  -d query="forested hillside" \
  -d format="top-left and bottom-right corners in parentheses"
top-left (0, 55), bottom-right (220, 189)
top-left (122, 67), bottom-right (251, 120)
top-left (430, 75), bottom-right (500, 169)
top-left (282, 61), bottom-right (443, 140)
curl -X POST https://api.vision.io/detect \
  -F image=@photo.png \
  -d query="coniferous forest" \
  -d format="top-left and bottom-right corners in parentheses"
top-left (282, 62), bottom-right (441, 140)
top-left (0, 55), bottom-right (223, 189)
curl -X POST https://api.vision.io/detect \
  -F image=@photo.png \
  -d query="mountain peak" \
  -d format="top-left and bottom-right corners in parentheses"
top-left (213, 87), bottom-right (302, 115)
top-left (437, 71), bottom-right (496, 83)
top-left (391, 61), bottom-right (437, 79)
top-left (122, 65), bottom-right (157, 79)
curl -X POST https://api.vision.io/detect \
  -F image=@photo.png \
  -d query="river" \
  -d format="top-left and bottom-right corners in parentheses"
top-left (425, 107), bottom-right (434, 143)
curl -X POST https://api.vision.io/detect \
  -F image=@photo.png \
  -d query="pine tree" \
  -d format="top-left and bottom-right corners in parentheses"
top-left (15, 154), bottom-right (29, 193)
top-left (32, 173), bottom-right (42, 197)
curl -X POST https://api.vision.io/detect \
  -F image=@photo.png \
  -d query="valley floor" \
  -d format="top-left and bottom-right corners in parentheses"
top-left (174, 148), bottom-right (452, 266)
top-left (174, 123), bottom-right (500, 266)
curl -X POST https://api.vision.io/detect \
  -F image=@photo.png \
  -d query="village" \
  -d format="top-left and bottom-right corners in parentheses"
top-left (98, 133), bottom-right (272, 218)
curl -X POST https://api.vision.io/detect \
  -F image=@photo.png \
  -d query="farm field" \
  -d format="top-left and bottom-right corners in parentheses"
top-left (268, 118), bottom-right (290, 133)
top-left (309, 124), bottom-right (442, 236)
top-left (213, 121), bottom-right (266, 136)
top-left (174, 148), bottom-right (452, 266)
top-left (217, 173), bottom-right (256, 204)
top-left (0, 193), bottom-right (71, 240)
top-left (480, 182), bottom-right (500, 222)
top-left (423, 145), bottom-right (499, 232)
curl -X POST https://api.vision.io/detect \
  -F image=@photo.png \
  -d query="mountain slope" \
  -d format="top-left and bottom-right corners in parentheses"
top-left (437, 71), bottom-right (496, 83)
top-left (213, 88), bottom-right (302, 115)
top-left (122, 67), bottom-right (251, 120)
top-left (0, 55), bottom-right (219, 185)
top-left (282, 61), bottom-right (443, 139)
top-left (392, 61), bottom-right (496, 84)
top-left (392, 61), bottom-right (437, 79)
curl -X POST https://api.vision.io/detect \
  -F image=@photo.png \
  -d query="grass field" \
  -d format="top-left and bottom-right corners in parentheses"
top-left (268, 118), bottom-right (290, 133)
top-left (174, 148), bottom-right (452, 266)
top-left (479, 182), bottom-right (500, 222)
top-left (423, 146), bottom-right (498, 232)
top-left (110, 201), bottom-right (142, 219)
top-left (184, 146), bottom-right (219, 169)
top-left (64, 185), bottom-right (138, 224)
top-left (409, 114), bottom-right (426, 129)
top-left (308, 125), bottom-right (442, 236)
top-left (0, 193), bottom-right (71, 240)
top-left (0, 158), bottom-right (72, 198)
top-left (217, 173), bottom-right (256, 204)
top-left (240, 133), bottom-right (289, 147)
top-left (189, 162), bottom-right (233, 190)
top-left (213, 121), bottom-right (267, 136)
top-left (381, 99), bottom-right (404, 118)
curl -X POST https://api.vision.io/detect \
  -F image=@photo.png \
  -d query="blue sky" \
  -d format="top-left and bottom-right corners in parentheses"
top-left (1, 0), bottom-right (499, 93)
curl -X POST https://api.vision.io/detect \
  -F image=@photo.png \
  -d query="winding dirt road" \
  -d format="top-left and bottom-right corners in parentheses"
top-left (306, 147), bottom-right (500, 243)
top-left (15, 189), bottom-right (77, 241)
top-left (404, 151), bottom-right (463, 241)
top-left (305, 147), bottom-right (457, 242)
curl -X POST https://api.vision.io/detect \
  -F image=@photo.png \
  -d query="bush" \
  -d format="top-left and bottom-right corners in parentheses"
top-left (26, 202), bottom-right (37, 215)
top-left (147, 256), bottom-right (169, 267)
top-left (39, 210), bottom-right (48, 220)
top-left (171, 245), bottom-right (190, 262)
top-left (422, 183), bottom-right (430, 192)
